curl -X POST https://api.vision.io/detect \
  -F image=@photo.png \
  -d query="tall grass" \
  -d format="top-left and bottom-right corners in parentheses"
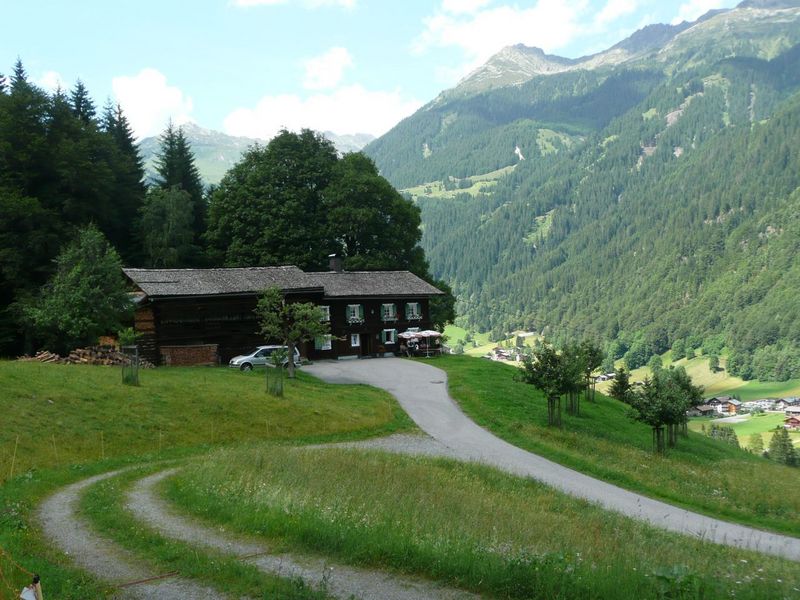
top-left (166, 445), bottom-right (800, 600)
top-left (434, 356), bottom-right (800, 536)
top-left (79, 465), bottom-right (326, 600)
top-left (0, 361), bottom-right (414, 483)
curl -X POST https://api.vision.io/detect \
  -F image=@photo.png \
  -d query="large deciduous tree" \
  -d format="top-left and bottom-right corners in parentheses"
top-left (324, 152), bottom-right (428, 274)
top-left (206, 129), bottom-right (337, 269)
top-left (206, 129), bottom-right (456, 327)
top-left (25, 225), bottom-right (130, 354)
top-left (254, 287), bottom-right (329, 379)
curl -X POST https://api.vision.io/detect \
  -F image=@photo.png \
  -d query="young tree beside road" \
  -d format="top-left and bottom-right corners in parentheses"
top-left (254, 287), bottom-right (329, 380)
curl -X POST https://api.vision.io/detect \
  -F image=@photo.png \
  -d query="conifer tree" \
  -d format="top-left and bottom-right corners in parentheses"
top-left (748, 433), bottom-right (764, 455)
top-left (69, 80), bottom-right (96, 125)
top-left (154, 122), bottom-right (206, 251)
top-left (768, 427), bottom-right (797, 466)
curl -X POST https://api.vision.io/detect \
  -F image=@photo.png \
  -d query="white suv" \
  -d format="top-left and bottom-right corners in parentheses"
top-left (229, 345), bottom-right (302, 371)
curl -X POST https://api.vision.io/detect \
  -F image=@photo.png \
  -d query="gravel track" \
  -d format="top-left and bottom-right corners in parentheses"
top-left (126, 469), bottom-right (478, 600)
top-left (305, 358), bottom-right (800, 562)
top-left (37, 469), bottom-right (235, 599)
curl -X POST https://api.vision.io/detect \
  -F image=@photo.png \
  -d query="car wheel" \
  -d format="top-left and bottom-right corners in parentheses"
top-left (240, 363), bottom-right (253, 372)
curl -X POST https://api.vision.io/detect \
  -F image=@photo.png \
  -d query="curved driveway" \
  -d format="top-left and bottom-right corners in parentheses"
top-left (306, 358), bottom-right (800, 562)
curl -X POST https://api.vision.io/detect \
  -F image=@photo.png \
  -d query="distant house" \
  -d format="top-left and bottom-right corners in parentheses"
top-left (707, 396), bottom-right (737, 414)
top-left (687, 405), bottom-right (715, 417)
top-left (785, 406), bottom-right (800, 418)
top-left (785, 416), bottom-right (800, 431)
top-left (123, 257), bottom-right (443, 366)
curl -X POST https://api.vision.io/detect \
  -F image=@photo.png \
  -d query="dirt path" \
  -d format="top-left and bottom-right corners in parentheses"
top-left (126, 468), bottom-right (477, 600)
top-left (37, 470), bottom-right (235, 599)
top-left (306, 358), bottom-right (800, 562)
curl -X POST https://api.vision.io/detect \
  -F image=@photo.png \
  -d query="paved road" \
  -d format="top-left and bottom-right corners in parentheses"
top-left (306, 358), bottom-right (800, 562)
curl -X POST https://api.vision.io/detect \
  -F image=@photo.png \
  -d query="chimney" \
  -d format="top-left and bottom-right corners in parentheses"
top-left (328, 253), bottom-right (343, 272)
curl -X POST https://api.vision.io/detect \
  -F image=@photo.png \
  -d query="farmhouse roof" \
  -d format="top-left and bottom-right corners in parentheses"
top-left (123, 267), bottom-right (443, 299)
top-left (123, 266), bottom-right (321, 298)
top-left (307, 270), bottom-right (444, 298)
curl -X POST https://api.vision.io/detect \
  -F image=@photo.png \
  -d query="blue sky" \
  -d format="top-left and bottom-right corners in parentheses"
top-left (2, 0), bottom-right (738, 140)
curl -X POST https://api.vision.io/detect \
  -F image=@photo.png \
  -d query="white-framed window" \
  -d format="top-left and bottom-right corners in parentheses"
top-left (347, 304), bottom-right (365, 324)
top-left (381, 303), bottom-right (397, 321)
top-left (319, 305), bottom-right (330, 322)
top-left (381, 329), bottom-right (397, 345)
top-left (405, 302), bottom-right (422, 320)
top-left (315, 335), bottom-right (332, 351)
top-left (350, 333), bottom-right (361, 347)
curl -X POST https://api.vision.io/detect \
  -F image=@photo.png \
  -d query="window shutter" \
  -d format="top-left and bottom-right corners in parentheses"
top-left (405, 303), bottom-right (410, 319)
top-left (380, 329), bottom-right (387, 344)
top-left (358, 304), bottom-right (365, 320)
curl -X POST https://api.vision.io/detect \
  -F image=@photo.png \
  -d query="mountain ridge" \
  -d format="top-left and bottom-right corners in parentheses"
top-left (363, 1), bottom-right (800, 379)
top-left (138, 123), bottom-right (374, 185)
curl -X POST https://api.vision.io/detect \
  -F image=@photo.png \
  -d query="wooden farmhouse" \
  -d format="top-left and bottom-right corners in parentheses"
top-left (123, 259), bottom-right (443, 366)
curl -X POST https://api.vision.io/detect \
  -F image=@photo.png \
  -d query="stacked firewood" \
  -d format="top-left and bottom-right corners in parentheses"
top-left (21, 346), bottom-right (155, 368)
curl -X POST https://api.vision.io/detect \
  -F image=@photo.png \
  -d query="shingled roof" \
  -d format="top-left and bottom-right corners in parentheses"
top-left (124, 267), bottom-right (443, 298)
top-left (123, 266), bottom-right (321, 298)
top-left (308, 271), bottom-right (443, 297)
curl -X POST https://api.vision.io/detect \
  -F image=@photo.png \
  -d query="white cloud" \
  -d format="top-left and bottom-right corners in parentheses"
top-left (441, 0), bottom-right (492, 14)
top-left (223, 84), bottom-right (421, 139)
top-left (595, 0), bottom-right (639, 25)
top-left (414, 0), bottom-right (589, 79)
top-left (36, 70), bottom-right (64, 92)
top-left (672, 0), bottom-right (726, 24)
top-left (303, 47), bottom-right (353, 90)
top-left (232, 0), bottom-right (356, 8)
top-left (111, 68), bottom-right (193, 139)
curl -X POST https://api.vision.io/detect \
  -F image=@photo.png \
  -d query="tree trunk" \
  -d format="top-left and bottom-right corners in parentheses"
top-left (556, 395), bottom-right (562, 427)
top-left (286, 340), bottom-right (297, 379)
top-left (667, 423), bottom-right (677, 448)
top-left (653, 426), bottom-right (666, 454)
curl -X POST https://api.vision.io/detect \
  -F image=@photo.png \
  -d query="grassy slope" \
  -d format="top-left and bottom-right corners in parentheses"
top-left (434, 356), bottom-right (800, 536)
top-left (0, 361), bottom-right (413, 596)
top-left (401, 165), bottom-right (516, 200)
top-left (81, 465), bottom-right (326, 599)
top-left (689, 413), bottom-right (800, 449)
top-left (163, 446), bottom-right (799, 600)
top-left (0, 361), bottom-right (414, 482)
top-left (444, 325), bottom-right (539, 357)
top-left (598, 353), bottom-right (800, 400)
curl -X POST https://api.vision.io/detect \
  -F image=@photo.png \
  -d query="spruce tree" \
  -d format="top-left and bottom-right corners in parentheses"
top-left (102, 102), bottom-right (146, 262)
top-left (768, 427), bottom-right (797, 466)
top-left (153, 122), bottom-right (205, 254)
top-left (69, 80), bottom-right (96, 125)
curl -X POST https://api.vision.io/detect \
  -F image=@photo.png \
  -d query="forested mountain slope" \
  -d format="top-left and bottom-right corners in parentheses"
top-left (366, 1), bottom-right (800, 380)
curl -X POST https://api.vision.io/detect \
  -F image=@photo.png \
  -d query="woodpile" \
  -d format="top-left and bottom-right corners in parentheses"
top-left (20, 345), bottom-right (155, 368)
